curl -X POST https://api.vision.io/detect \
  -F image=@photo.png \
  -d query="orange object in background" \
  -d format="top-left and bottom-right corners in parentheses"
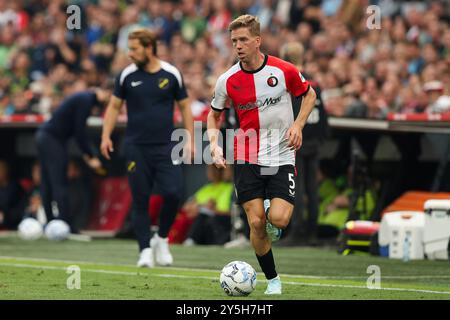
top-left (382, 191), bottom-right (450, 218)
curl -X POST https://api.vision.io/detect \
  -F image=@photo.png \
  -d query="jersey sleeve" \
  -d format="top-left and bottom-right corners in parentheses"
top-left (113, 72), bottom-right (125, 100)
top-left (210, 75), bottom-right (228, 112)
top-left (175, 73), bottom-right (188, 101)
top-left (285, 64), bottom-right (310, 98)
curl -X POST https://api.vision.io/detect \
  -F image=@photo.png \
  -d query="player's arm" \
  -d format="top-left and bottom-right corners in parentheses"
top-left (101, 95), bottom-right (123, 160)
top-left (207, 109), bottom-right (226, 168)
top-left (177, 97), bottom-right (195, 160)
top-left (287, 86), bottom-right (316, 150)
top-left (207, 75), bottom-right (228, 168)
top-left (74, 102), bottom-right (103, 171)
top-left (295, 86), bottom-right (317, 130)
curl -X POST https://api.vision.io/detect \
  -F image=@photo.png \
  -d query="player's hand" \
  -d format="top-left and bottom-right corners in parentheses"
top-left (286, 125), bottom-right (303, 151)
top-left (84, 156), bottom-right (107, 175)
top-left (100, 137), bottom-right (114, 160)
top-left (211, 145), bottom-right (226, 169)
top-left (86, 157), bottom-right (102, 170)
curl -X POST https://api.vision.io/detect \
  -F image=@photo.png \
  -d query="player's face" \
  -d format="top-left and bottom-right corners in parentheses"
top-left (230, 28), bottom-right (260, 63)
top-left (127, 39), bottom-right (150, 68)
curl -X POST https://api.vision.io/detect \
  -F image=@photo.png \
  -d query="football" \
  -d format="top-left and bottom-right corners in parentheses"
top-left (18, 218), bottom-right (43, 241)
top-left (220, 261), bottom-right (257, 296)
top-left (45, 219), bottom-right (70, 241)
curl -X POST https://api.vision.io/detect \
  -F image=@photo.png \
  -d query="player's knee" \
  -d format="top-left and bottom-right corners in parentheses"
top-left (248, 216), bottom-right (265, 233)
top-left (270, 214), bottom-right (290, 229)
top-left (277, 217), bottom-right (290, 229)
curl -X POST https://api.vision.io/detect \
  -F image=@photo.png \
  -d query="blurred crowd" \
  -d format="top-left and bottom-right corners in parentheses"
top-left (0, 0), bottom-right (450, 119)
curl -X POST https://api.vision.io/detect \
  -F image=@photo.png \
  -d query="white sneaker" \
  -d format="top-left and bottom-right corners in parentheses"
top-left (264, 275), bottom-right (282, 295)
top-left (137, 248), bottom-right (154, 268)
top-left (150, 234), bottom-right (173, 266)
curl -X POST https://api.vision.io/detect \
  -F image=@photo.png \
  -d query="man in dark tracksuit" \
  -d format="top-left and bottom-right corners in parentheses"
top-left (36, 89), bottom-right (109, 231)
top-left (279, 42), bottom-right (329, 246)
top-left (101, 29), bottom-right (194, 268)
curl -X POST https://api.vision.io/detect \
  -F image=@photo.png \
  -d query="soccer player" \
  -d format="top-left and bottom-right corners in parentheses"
top-left (207, 15), bottom-right (316, 294)
top-left (101, 29), bottom-right (194, 268)
top-left (36, 88), bottom-right (110, 231)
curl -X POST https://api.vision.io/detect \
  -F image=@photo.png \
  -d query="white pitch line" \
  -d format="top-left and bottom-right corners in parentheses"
top-left (282, 274), bottom-right (450, 280)
top-left (2, 256), bottom-right (450, 281)
top-left (1, 262), bottom-right (450, 296)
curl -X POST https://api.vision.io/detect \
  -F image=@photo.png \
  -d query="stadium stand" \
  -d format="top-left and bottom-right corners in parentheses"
top-left (0, 0), bottom-right (449, 244)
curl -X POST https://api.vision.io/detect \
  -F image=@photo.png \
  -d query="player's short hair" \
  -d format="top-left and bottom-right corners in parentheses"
top-left (280, 42), bottom-right (304, 66)
top-left (128, 28), bottom-right (157, 55)
top-left (228, 15), bottom-right (260, 37)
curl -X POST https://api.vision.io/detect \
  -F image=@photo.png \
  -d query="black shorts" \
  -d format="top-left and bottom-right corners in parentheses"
top-left (233, 163), bottom-right (297, 205)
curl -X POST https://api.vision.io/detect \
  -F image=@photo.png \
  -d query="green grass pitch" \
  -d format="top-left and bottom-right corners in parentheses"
top-left (1, 236), bottom-right (450, 300)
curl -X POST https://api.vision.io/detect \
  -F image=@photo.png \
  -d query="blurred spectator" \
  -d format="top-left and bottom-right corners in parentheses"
top-left (0, 0), bottom-right (448, 121)
top-left (182, 165), bottom-right (234, 245)
top-left (7, 50), bottom-right (31, 95)
top-left (424, 80), bottom-right (450, 113)
top-left (0, 159), bottom-right (24, 229)
top-left (180, 0), bottom-right (207, 43)
top-left (207, 0), bottom-right (232, 54)
top-left (0, 24), bottom-right (16, 69)
top-left (88, 11), bottom-right (118, 73)
top-left (317, 164), bottom-right (376, 239)
top-left (117, 5), bottom-right (141, 52)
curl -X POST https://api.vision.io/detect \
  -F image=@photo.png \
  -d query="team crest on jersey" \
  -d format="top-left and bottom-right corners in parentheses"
top-left (159, 78), bottom-right (169, 89)
top-left (267, 76), bottom-right (278, 87)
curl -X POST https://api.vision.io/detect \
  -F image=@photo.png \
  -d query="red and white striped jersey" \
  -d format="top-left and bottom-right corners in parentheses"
top-left (211, 54), bottom-right (310, 167)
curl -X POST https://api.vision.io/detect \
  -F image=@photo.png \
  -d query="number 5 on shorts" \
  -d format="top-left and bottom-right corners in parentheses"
top-left (288, 173), bottom-right (295, 197)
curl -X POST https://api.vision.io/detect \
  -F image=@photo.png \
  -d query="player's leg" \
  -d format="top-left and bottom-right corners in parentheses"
top-left (242, 198), bottom-right (270, 256)
top-left (242, 198), bottom-right (281, 294)
top-left (234, 163), bottom-right (281, 294)
top-left (126, 144), bottom-right (154, 267)
top-left (39, 162), bottom-right (53, 223)
top-left (36, 130), bottom-right (69, 226)
top-left (35, 131), bottom-right (54, 223)
top-left (48, 145), bottom-right (69, 226)
top-left (151, 147), bottom-right (183, 266)
top-left (257, 165), bottom-right (297, 294)
top-left (266, 198), bottom-right (294, 230)
top-left (266, 165), bottom-right (297, 230)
